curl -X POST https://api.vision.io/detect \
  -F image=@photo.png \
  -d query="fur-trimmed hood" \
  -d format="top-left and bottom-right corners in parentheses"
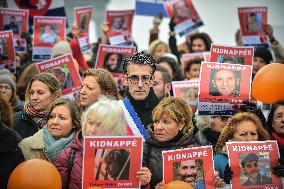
top-left (0, 123), bottom-right (22, 154)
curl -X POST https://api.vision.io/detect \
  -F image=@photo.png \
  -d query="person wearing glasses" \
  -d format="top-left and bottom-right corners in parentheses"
top-left (267, 101), bottom-right (284, 177)
top-left (120, 51), bottom-right (160, 138)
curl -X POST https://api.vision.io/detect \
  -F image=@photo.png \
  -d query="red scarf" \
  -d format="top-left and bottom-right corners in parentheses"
top-left (272, 132), bottom-right (284, 157)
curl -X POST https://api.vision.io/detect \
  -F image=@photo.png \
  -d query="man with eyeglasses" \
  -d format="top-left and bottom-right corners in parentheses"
top-left (119, 51), bottom-right (160, 139)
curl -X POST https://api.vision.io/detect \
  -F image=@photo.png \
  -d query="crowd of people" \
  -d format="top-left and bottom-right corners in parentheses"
top-left (0, 2), bottom-right (284, 189)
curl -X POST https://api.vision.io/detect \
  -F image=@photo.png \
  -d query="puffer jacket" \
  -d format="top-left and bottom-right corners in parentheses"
top-left (143, 128), bottom-right (195, 189)
top-left (54, 130), bottom-right (83, 189)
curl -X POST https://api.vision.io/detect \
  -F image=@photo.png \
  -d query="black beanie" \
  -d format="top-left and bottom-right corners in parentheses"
top-left (254, 47), bottom-right (273, 65)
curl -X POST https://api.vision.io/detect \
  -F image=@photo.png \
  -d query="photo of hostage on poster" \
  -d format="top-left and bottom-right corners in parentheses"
top-left (83, 136), bottom-right (143, 189)
top-left (238, 7), bottom-right (268, 48)
top-left (0, 30), bottom-right (16, 73)
top-left (32, 16), bottom-right (66, 61)
top-left (95, 44), bottom-right (136, 94)
top-left (172, 80), bottom-right (199, 112)
top-left (210, 44), bottom-right (254, 66)
top-left (36, 54), bottom-right (81, 99)
top-left (74, 6), bottom-right (93, 52)
top-left (106, 10), bottom-right (134, 45)
top-left (198, 62), bottom-right (252, 115)
top-left (164, 0), bottom-right (203, 36)
top-left (0, 8), bottom-right (29, 53)
top-left (226, 141), bottom-right (283, 189)
top-left (163, 146), bottom-right (215, 189)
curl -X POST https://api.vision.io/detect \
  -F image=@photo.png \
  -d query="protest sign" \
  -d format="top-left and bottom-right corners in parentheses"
top-left (163, 146), bottom-right (215, 189)
top-left (227, 141), bottom-right (283, 189)
top-left (83, 136), bottom-right (143, 189)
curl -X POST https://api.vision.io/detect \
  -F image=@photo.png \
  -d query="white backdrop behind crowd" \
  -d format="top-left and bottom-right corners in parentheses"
top-left (64, 0), bottom-right (284, 52)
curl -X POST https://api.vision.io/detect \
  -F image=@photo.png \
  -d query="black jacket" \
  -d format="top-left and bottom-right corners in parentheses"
top-left (127, 88), bottom-right (160, 129)
top-left (143, 130), bottom-right (194, 189)
top-left (194, 127), bottom-right (220, 147)
top-left (0, 123), bottom-right (24, 189)
top-left (13, 110), bottom-right (38, 139)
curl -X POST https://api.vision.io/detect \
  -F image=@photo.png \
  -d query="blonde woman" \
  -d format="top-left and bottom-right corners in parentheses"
top-left (55, 97), bottom-right (151, 189)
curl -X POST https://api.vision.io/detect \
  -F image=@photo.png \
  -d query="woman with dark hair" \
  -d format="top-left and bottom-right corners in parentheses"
top-left (103, 53), bottom-right (124, 73)
top-left (266, 101), bottom-right (284, 177)
top-left (19, 97), bottom-right (81, 162)
top-left (189, 32), bottom-right (212, 53)
top-left (157, 55), bottom-right (184, 81)
top-left (0, 94), bottom-right (24, 189)
top-left (13, 73), bottom-right (61, 139)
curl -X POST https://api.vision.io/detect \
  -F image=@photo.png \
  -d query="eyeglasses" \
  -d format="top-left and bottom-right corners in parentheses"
top-left (127, 75), bottom-right (152, 85)
top-left (0, 84), bottom-right (12, 90)
top-left (212, 116), bottom-right (230, 122)
top-left (273, 113), bottom-right (284, 121)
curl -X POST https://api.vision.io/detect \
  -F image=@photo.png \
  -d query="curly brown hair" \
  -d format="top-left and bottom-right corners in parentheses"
top-left (45, 97), bottom-right (81, 131)
top-left (83, 68), bottom-right (119, 100)
top-left (215, 112), bottom-right (270, 153)
top-left (0, 94), bottom-right (13, 128)
top-left (152, 97), bottom-right (193, 134)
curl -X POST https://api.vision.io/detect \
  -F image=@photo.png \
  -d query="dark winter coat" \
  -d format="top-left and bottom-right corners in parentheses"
top-left (143, 129), bottom-right (195, 189)
top-left (54, 130), bottom-right (83, 189)
top-left (0, 123), bottom-right (24, 189)
top-left (13, 110), bottom-right (38, 139)
top-left (126, 88), bottom-right (160, 129)
top-left (194, 127), bottom-right (220, 147)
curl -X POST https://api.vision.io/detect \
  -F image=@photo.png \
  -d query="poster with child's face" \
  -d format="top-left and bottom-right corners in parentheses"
top-left (106, 10), bottom-right (134, 45)
top-left (198, 62), bottom-right (252, 115)
top-left (210, 44), bottom-right (254, 66)
top-left (163, 146), bottom-right (215, 189)
top-left (0, 31), bottom-right (16, 73)
top-left (164, 0), bottom-right (203, 36)
top-left (238, 7), bottom-right (268, 47)
top-left (226, 141), bottom-right (283, 189)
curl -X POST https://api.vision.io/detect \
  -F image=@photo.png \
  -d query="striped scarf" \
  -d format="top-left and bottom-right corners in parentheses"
top-left (25, 102), bottom-right (47, 129)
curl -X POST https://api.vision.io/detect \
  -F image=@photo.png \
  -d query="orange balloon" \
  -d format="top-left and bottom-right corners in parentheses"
top-left (7, 159), bottom-right (62, 189)
top-left (164, 180), bottom-right (194, 189)
top-left (252, 63), bottom-right (284, 104)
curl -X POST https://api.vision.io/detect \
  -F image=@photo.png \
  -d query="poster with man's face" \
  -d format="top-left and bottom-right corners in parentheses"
top-left (83, 136), bottom-right (143, 189)
top-left (198, 62), bottom-right (252, 115)
top-left (163, 146), bottom-right (215, 189)
top-left (164, 0), bottom-right (203, 36)
top-left (106, 10), bottom-right (134, 45)
top-left (238, 7), bottom-right (268, 47)
top-left (210, 44), bottom-right (254, 66)
top-left (227, 141), bottom-right (283, 189)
